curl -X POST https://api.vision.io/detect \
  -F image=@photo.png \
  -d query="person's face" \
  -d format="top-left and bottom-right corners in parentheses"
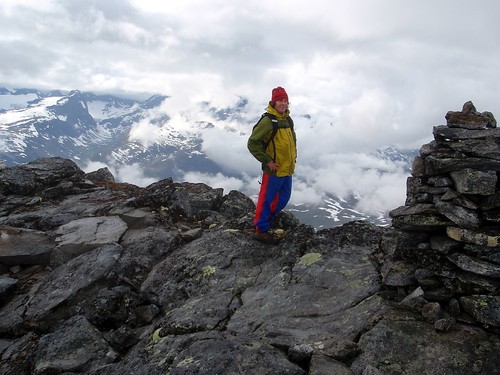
top-left (274, 99), bottom-right (288, 114)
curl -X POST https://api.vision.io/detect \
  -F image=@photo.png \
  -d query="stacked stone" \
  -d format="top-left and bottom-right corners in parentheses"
top-left (385, 101), bottom-right (500, 331)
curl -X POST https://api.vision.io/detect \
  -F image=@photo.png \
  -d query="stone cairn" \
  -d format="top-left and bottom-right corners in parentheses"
top-left (385, 101), bottom-right (500, 332)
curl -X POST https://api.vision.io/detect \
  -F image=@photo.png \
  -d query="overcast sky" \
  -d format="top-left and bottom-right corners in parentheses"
top-left (1, 0), bottom-right (500, 215)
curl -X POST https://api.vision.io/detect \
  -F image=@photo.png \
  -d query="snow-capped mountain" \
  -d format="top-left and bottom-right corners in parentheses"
top-left (0, 88), bottom-right (223, 179)
top-left (0, 87), bottom-right (416, 229)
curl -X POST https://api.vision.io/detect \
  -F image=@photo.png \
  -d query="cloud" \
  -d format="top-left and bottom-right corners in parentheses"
top-left (200, 127), bottom-right (256, 175)
top-left (115, 163), bottom-right (158, 187)
top-left (181, 171), bottom-right (251, 196)
top-left (2, 0), bottom-right (500, 218)
top-left (292, 152), bottom-right (408, 214)
top-left (80, 160), bottom-right (157, 187)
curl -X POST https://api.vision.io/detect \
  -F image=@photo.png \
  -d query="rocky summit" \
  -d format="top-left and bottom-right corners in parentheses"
top-left (0, 102), bottom-right (500, 374)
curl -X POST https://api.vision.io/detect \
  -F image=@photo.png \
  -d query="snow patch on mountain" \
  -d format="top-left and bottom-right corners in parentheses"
top-left (87, 100), bottom-right (140, 121)
top-left (0, 88), bottom-right (41, 110)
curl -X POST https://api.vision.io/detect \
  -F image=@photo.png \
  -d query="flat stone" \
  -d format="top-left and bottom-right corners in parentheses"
top-left (448, 253), bottom-right (500, 278)
top-left (446, 226), bottom-right (500, 247)
top-left (0, 226), bottom-right (54, 266)
top-left (391, 214), bottom-right (451, 232)
top-left (450, 169), bottom-right (497, 195)
top-left (52, 216), bottom-right (127, 265)
top-left (389, 204), bottom-right (437, 218)
top-left (108, 207), bottom-right (156, 229)
top-left (445, 111), bottom-right (494, 129)
top-left (460, 295), bottom-right (500, 327)
top-left (433, 125), bottom-right (500, 141)
top-left (447, 138), bottom-right (500, 160)
top-left (424, 156), bottom-right (500, 175)
top-left (434, 200), bottom-right (481, 229)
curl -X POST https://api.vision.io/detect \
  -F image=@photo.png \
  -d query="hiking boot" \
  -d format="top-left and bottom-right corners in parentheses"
top-left (253, 231), bottom-right (280, 245)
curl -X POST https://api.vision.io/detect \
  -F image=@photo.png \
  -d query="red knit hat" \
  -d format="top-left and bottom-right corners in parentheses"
top-left (271, 86), bottom-right (288, 102)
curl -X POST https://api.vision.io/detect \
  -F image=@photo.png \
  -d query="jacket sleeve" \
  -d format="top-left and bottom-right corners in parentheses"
top-left (247, 118), bottom-right (273, 165)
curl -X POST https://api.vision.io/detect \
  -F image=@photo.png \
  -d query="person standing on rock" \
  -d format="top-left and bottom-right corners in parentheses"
top-left (247, 86), bottom-right (297, 245)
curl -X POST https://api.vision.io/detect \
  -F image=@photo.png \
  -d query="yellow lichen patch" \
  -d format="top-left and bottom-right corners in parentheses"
top-left (447, 226), bottom-right (500, 247)
top-left (152, 328), bottom-right (162, 343)
top-left (340, 267), bottom-right (356, 277)
top-left (201, 265), bottom-right (216, 278)
top-left (298, 252), bottom-right (322, 266)
top-left (177, 356), bottom-right (199, 367)
top-left (487, 236), bottom-right (500, 247)
top-left (273, 228), bottom-right (285, 238)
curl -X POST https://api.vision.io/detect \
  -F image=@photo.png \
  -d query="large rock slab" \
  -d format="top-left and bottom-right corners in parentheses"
top-left (24, 244), bottom-right (123, 330)
top-left (0, 226), bottom-right (54, 266)
top-left (351, 318), bottom-right (500, 374)
top-left (391, 213), bottom-right (451, 232)
top-left (89, 331), bottom-right (306, 375)
top-left (117, 226), bottom-right (182, 287)
top-left (226, 225), bottom-right (385, 348)
top-left (52, 216), bottom-right (127, 265)
top-left (140, 229), bottom-right (272, 324)
top-left (0, 157), bottom-right (84, 195)
top-left (32, 315), bottom-right (118, 374)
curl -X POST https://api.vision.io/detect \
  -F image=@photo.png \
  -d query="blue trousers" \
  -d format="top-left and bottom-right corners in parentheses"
top-left (254, 173), bottom-right (292, 233)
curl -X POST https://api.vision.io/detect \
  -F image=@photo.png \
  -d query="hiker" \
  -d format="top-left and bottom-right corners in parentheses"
top-left (247, 86), bottom-right (297, 245)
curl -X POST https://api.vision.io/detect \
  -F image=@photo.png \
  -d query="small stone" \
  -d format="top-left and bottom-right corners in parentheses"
top-left (434, 317), bottom-right (456, 332)
top-left (422, 302), bottom-right (444, 323)
top-left (399, 287), bottom-right (427, 312)
top-left (462, 101), bottom-right (476, 114)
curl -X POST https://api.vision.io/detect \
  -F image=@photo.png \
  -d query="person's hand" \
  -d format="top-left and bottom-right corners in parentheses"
top-left (267, 160), bottom-right (279, 171)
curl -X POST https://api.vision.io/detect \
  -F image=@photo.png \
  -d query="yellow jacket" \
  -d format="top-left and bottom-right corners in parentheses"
top-left (247, 105), bottom-right (297, 177)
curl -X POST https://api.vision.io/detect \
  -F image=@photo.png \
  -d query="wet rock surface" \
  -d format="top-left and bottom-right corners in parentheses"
top-left (1, 107), bottom-right (500, 374)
